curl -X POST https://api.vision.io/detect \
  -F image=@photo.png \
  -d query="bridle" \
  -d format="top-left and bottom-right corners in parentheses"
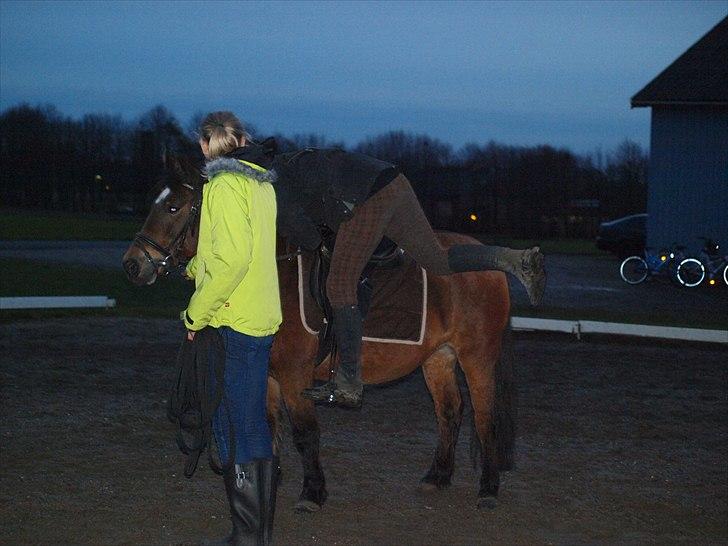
top-left (133, 186), bottom-right (202, 276)
top-left (132, 181), bottom-right (306, 278)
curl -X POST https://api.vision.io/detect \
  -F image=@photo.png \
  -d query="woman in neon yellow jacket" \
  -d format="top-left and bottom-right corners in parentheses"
top-left (187, 111), bottom-right (280, 546)
top-left (182, 143), bottom-right (281, 337)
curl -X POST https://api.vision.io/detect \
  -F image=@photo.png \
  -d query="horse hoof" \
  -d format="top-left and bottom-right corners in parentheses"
top-left (419, 481), bottom-right (438, 493)
top-left (295, 499), bottom-right (322, 513)
top-left (477, 496), bottom-right (498, 510)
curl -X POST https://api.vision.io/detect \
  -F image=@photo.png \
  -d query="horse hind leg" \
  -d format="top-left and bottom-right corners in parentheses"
top-left (457, 344), bottom-right (501, 510)
top-left (420, 345), bottom-right (463, 491)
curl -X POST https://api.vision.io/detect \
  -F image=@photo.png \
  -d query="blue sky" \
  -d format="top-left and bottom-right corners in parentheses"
top-left (0, 0), bottom-right (726, 153)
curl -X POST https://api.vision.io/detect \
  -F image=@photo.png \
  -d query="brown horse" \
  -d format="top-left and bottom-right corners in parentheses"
top-left (122, 156), bottom-right (515, 510)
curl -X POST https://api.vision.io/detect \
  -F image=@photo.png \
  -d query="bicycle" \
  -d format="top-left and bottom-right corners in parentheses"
top-left (619, 244), bottom-right (686, 285)
top-left (676, 237), bottom-right (728, 288)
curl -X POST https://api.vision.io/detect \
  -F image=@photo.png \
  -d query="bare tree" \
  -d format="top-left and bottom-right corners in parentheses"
top-left (605, 139), bottom-right (648, 215)
top-left (355, 130), bottom-right (453, 171)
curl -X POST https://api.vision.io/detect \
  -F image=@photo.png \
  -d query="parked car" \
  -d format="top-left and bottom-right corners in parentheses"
top-left (596, 213), bottom-right (647, 257)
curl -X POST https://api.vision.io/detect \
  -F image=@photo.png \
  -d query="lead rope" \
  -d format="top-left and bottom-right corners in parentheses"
top-left (168, 328), bottom-right (235, 478)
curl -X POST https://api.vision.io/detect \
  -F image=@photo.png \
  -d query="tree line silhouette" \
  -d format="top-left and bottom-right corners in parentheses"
top-left (0, 103), bottom-right (647, 237)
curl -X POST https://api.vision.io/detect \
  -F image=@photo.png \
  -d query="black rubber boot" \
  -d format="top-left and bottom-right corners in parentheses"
top-left (302, 305), bottom-right (364, 408)
top-left (201, 459), bottom-right (276, 546)
top-left (448, 244), bottom-right (546, 306)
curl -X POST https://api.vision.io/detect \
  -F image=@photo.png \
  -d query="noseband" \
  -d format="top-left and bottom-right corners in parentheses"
top-left (133, 191), bottom-right (202, 276)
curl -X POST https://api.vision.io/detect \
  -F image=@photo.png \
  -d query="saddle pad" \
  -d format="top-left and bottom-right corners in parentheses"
top-left (298, 253), bottom-right (427, 344)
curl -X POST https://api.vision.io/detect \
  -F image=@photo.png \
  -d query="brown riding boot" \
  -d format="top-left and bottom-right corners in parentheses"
top-left (448, 244), bottom-right (546, 306)
top-left (514, 246), bottom-right (546, 307)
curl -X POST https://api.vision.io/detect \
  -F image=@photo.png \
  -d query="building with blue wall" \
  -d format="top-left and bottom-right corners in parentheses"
top-left (631, 16), bottom-right (728, 253)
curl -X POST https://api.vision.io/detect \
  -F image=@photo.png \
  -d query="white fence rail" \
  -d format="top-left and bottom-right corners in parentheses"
top-left (1, 299), bottom-right (724, 343)
top-left (511, 316), bottom-right (727, 344)
top-left (0, 296), bottom-right (116, 310)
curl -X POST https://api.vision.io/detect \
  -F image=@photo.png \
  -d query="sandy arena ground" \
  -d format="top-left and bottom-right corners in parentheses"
top-left (1, 317), bottom-right (726, 545)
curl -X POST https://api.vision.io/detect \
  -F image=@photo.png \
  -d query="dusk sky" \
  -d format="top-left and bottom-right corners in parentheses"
top-left (1, 0), bottom-right (726, 154)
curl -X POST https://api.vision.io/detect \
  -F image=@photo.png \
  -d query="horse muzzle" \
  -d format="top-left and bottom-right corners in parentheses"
top-left (122, 250), bottom-right (158, 286)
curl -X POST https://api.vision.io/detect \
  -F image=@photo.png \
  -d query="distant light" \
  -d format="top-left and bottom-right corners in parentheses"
top-left (95, 174), bottom-right (102, 181)
top-left (104, 185), bottom-right (110, 191)
top-left (469, 213), bottom-right (478, 222)
top-left (660, 255), bottom-right (667, 262)
top-left (710, 279), bottom-right (716, 285)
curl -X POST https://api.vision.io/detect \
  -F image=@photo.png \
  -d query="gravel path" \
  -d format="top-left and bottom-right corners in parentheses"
top-left (1, 318), bottom-right (726, 545)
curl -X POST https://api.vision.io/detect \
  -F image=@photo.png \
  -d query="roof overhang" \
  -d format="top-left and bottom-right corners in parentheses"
top-left (630, 17), bottom-right (728, 109)
top-left (631, 100), bottom-right (728, 108)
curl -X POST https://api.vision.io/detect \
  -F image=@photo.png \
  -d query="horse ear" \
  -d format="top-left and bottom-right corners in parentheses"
top-left (168, 154), bottom-right (202, 190)
top-left (164, 153), bottom-right (186, 185)
top-left (164, 150), bottom-right (178, 172)
top-left (178, 155), bottom-right (201, 179)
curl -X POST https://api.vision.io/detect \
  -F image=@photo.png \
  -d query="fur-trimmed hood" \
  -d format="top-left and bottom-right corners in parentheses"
top-left (203, 157), bottom-right (277, 184)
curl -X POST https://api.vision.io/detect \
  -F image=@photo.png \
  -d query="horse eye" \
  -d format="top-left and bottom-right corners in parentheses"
top-left (168, 206), bottom-right (179, 214)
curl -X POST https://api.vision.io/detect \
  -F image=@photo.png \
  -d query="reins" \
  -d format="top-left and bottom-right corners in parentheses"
top-left (168, 328), bottom-right (234, 478)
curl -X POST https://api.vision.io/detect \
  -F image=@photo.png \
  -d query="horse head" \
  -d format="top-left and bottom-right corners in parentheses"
top-left (122, 154), bottom-right (203, 285)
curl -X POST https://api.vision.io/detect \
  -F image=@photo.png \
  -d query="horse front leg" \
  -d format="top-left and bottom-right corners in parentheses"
top-left (278, 374), bottom-right (328, 512)
top-left (420, 345), bottom-right (463, 491)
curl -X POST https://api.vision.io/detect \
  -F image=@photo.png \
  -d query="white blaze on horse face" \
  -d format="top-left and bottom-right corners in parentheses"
top-left (155, 187), bottom-right (171, 205)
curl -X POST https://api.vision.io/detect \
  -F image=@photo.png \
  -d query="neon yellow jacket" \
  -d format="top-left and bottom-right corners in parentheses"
top-left (182, 158), bottom-right (281, 336)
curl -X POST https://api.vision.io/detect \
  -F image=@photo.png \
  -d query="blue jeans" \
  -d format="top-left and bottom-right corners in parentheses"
top-left (211, 327), bottom-right (275, 465)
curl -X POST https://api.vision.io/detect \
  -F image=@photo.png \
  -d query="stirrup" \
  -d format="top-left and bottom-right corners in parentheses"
top-left (301, 382), bottom-right (337, 403)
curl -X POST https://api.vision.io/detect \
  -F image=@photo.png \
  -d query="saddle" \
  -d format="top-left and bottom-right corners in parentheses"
top-left (309, 233), bottom-right (405, 365)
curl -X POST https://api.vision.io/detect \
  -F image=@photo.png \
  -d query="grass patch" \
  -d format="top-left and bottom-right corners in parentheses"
top-left (0, 209), bottom-right (140, 240)
top-left (2, 208), bottom-right (607, 256)
top-left (0, 257), bottom-right (192, 320)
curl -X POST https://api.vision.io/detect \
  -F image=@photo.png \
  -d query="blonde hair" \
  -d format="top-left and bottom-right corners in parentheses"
top-left (198, 111), bottom-right (251, 159)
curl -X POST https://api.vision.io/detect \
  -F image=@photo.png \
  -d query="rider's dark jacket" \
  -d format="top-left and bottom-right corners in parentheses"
top-left (226, 142), bottom-right (399, 251)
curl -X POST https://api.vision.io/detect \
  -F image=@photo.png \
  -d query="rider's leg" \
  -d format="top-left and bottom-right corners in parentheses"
top-left (302, 181), bottom-right (396, 407)
top-left (382, 175), bottom-right (546, 306)
top-left (325, 304), bottom-right (364, 407)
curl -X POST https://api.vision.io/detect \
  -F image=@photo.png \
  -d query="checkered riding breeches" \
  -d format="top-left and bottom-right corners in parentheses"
top-left (326, 174), bottom-right (452, 307)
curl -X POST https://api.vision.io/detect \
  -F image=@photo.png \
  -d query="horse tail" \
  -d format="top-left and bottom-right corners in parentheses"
top-left (267, 376), bottom-right (286, 458)
top-left (493, 325), bottom-right (517, 470)
top-left (469, 325), bottom-right (517, 471)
